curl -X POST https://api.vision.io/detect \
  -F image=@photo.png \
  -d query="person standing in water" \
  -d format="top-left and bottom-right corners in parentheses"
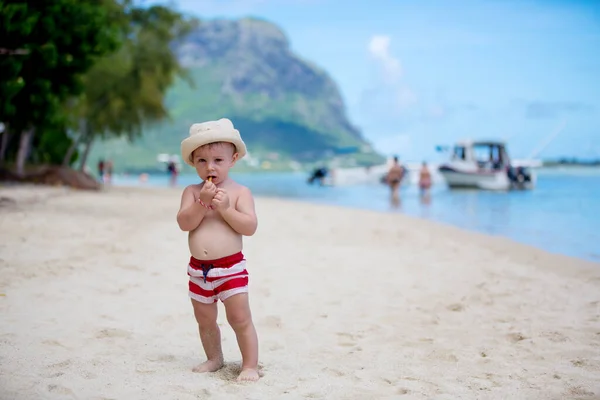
top-left (386, 156), bottom-right (405, 204)
top-left (419, 161), bottom-right (432, 193)
top-left (419, 161), bottom-right (432, 204)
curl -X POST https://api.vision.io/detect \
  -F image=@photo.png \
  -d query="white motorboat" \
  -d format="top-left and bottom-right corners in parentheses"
top-left (437, 140), bottom-right (537, 190)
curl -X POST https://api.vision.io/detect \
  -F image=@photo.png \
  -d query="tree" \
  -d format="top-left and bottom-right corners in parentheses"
top-left (70, 4), bottom-right (196, 171)
top-left (0, 0), bottom-right (121, 175)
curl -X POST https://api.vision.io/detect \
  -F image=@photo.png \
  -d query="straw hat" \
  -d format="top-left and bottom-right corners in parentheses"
top-left (180, 118), bottom-right (247, 167)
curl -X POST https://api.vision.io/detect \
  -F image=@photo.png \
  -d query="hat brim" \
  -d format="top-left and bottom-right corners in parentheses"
top-left (181, 134), bottom-right (247, 167)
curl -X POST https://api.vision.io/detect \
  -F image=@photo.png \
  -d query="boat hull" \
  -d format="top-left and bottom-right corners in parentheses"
top-left (438, 166), bottom-right (535, 191)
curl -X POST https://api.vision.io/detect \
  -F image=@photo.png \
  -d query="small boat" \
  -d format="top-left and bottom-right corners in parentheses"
top-left (437, 140), bottom-right (536, 190)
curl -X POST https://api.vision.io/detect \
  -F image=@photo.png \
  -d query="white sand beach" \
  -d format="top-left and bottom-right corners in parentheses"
top-left (0, 184), bottom-right (599, 400)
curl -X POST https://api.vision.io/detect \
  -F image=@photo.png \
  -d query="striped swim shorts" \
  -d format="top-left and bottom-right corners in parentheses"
top-left (187, 251), bottom-right (249, 304)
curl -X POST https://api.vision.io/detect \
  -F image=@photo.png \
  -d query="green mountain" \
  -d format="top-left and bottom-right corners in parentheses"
top-left (91, 18), bottom-right (383, 172)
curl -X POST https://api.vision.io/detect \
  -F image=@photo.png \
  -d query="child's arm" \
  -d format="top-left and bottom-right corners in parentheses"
top-left (215, 187), bottom-right (258, 236)
top-left (176, 186), bottom-right (210, 231)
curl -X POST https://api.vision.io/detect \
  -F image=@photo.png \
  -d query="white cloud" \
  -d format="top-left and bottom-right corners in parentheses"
top-left (367, 35), bottom-right (401, 83)
top-left (363, 35), bottom-right (416, 113)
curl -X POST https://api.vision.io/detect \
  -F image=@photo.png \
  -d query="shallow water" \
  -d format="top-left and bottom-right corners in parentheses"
top-left (114, 168), bottom-right (600, 262)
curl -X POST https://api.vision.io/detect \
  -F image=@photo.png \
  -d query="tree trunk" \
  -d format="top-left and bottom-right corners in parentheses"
top-left (62, 138), bottom-right (79, 167)
top-left (62, 119), bottom-right (86, 167)
top-left (78, 135), bottom-right (94, 172)
top-left (15, 127), bottom-right (34, 176)
top-left (0, 128), bottom-right (12, 163)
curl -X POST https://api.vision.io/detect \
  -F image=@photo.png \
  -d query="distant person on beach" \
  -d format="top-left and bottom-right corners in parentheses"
top-left (167, 159), bottom-right (178, 187)
top-left (97, 159), bottom-right (105, 181)
top-left (104, 160), bottom-right (113, 185)
top-left (176, 118), bottom-right (260, 382)
top-left (386, 156), bottom-right (405, 202)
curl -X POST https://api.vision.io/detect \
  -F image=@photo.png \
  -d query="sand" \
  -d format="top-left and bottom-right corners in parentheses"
top-left (0, 184), bottom-right (599, 400)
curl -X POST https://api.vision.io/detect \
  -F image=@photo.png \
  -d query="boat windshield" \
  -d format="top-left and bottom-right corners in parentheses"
top-left (473, 144), bottom-right (504, 169)
top-left (452, 146), bottom-right (466, 160)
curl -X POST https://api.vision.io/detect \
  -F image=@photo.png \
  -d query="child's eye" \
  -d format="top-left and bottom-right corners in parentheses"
top-left (215, 159), bottom-right (223, 162)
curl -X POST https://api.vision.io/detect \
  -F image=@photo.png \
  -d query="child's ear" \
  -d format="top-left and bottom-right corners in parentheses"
top-left (231, 153), bottom-right (239, 164)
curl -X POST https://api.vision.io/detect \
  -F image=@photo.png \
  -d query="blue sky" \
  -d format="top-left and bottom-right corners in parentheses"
top-left (160, 0), bottom-right (599, 161)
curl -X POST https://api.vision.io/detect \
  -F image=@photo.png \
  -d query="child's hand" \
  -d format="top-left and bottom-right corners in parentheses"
top-left (211, 188), bottom-right (230, 212)
top-left (198, 181), bottom-right (217, 206)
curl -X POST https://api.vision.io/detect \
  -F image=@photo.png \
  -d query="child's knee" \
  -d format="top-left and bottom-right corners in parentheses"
top-left (227, 309), bottom-right (252, 331)
top-left (192, 300), bottom-right (218, 326)
top-left (196, 313), bottom-right (218, 327)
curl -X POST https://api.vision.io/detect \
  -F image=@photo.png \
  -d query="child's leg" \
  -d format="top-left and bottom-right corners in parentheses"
top-left (191, 299), bottom-right (224, 373)
top-left (223, 293), bottom-right (259, 381)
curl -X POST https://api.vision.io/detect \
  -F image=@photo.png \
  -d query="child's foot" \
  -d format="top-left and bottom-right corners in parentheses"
top-left (192, 359), bottom-right (223, 373)
top-left (237, 368), bottom-right (260, 382)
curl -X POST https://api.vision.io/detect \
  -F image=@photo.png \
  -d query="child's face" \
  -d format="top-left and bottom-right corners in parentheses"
top-left (191, 142), bottom-right (238, 184)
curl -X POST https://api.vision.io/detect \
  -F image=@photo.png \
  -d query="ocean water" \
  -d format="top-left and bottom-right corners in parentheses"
top-left (114, 168), bottom-right (600, 263)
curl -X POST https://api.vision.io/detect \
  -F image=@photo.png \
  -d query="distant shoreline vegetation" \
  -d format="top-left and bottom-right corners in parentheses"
top-left (542, 158), bottom-right (600, 167)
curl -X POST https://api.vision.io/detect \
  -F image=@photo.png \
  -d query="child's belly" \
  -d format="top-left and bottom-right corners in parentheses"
top-left (188, 217), bottom-right (243, 260)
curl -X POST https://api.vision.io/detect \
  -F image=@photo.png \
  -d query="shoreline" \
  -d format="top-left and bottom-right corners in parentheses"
top-left (1, 184), bottom-right (599, 399)
top-left (4, 182), bottom-right (598, 270)
top-left (3, 182), bottom-right (599, 277)
top-left (114, 176), bottom-right (600, 265)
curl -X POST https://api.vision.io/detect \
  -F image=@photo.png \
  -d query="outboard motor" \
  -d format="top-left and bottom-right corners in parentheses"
top-left (507, 166), bottom-right (532, 189)
top-left (308, 167), bottom-right (328, 185)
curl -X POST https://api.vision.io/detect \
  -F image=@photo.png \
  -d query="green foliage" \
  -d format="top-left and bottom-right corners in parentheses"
top-left (0, 2), bottom-right (38, 118)
top-left (35, 128), bottom-right (78, 165)
top-left (0, 1), bottom-right (120, 128)
top-left (68, 2), bottom-right (196, 171)
top-left (80, 4), bottom-right (196, 141)
top-left (0, 0), bottom-right (122, 170)
top-left (0, 0), bottom-right (194, 172)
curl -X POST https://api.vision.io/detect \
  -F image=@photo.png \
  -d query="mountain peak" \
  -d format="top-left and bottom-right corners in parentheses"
top-left (178, 17), bottom-right (290, 67)
top-left (92, 18), bottom-right (383, 170)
